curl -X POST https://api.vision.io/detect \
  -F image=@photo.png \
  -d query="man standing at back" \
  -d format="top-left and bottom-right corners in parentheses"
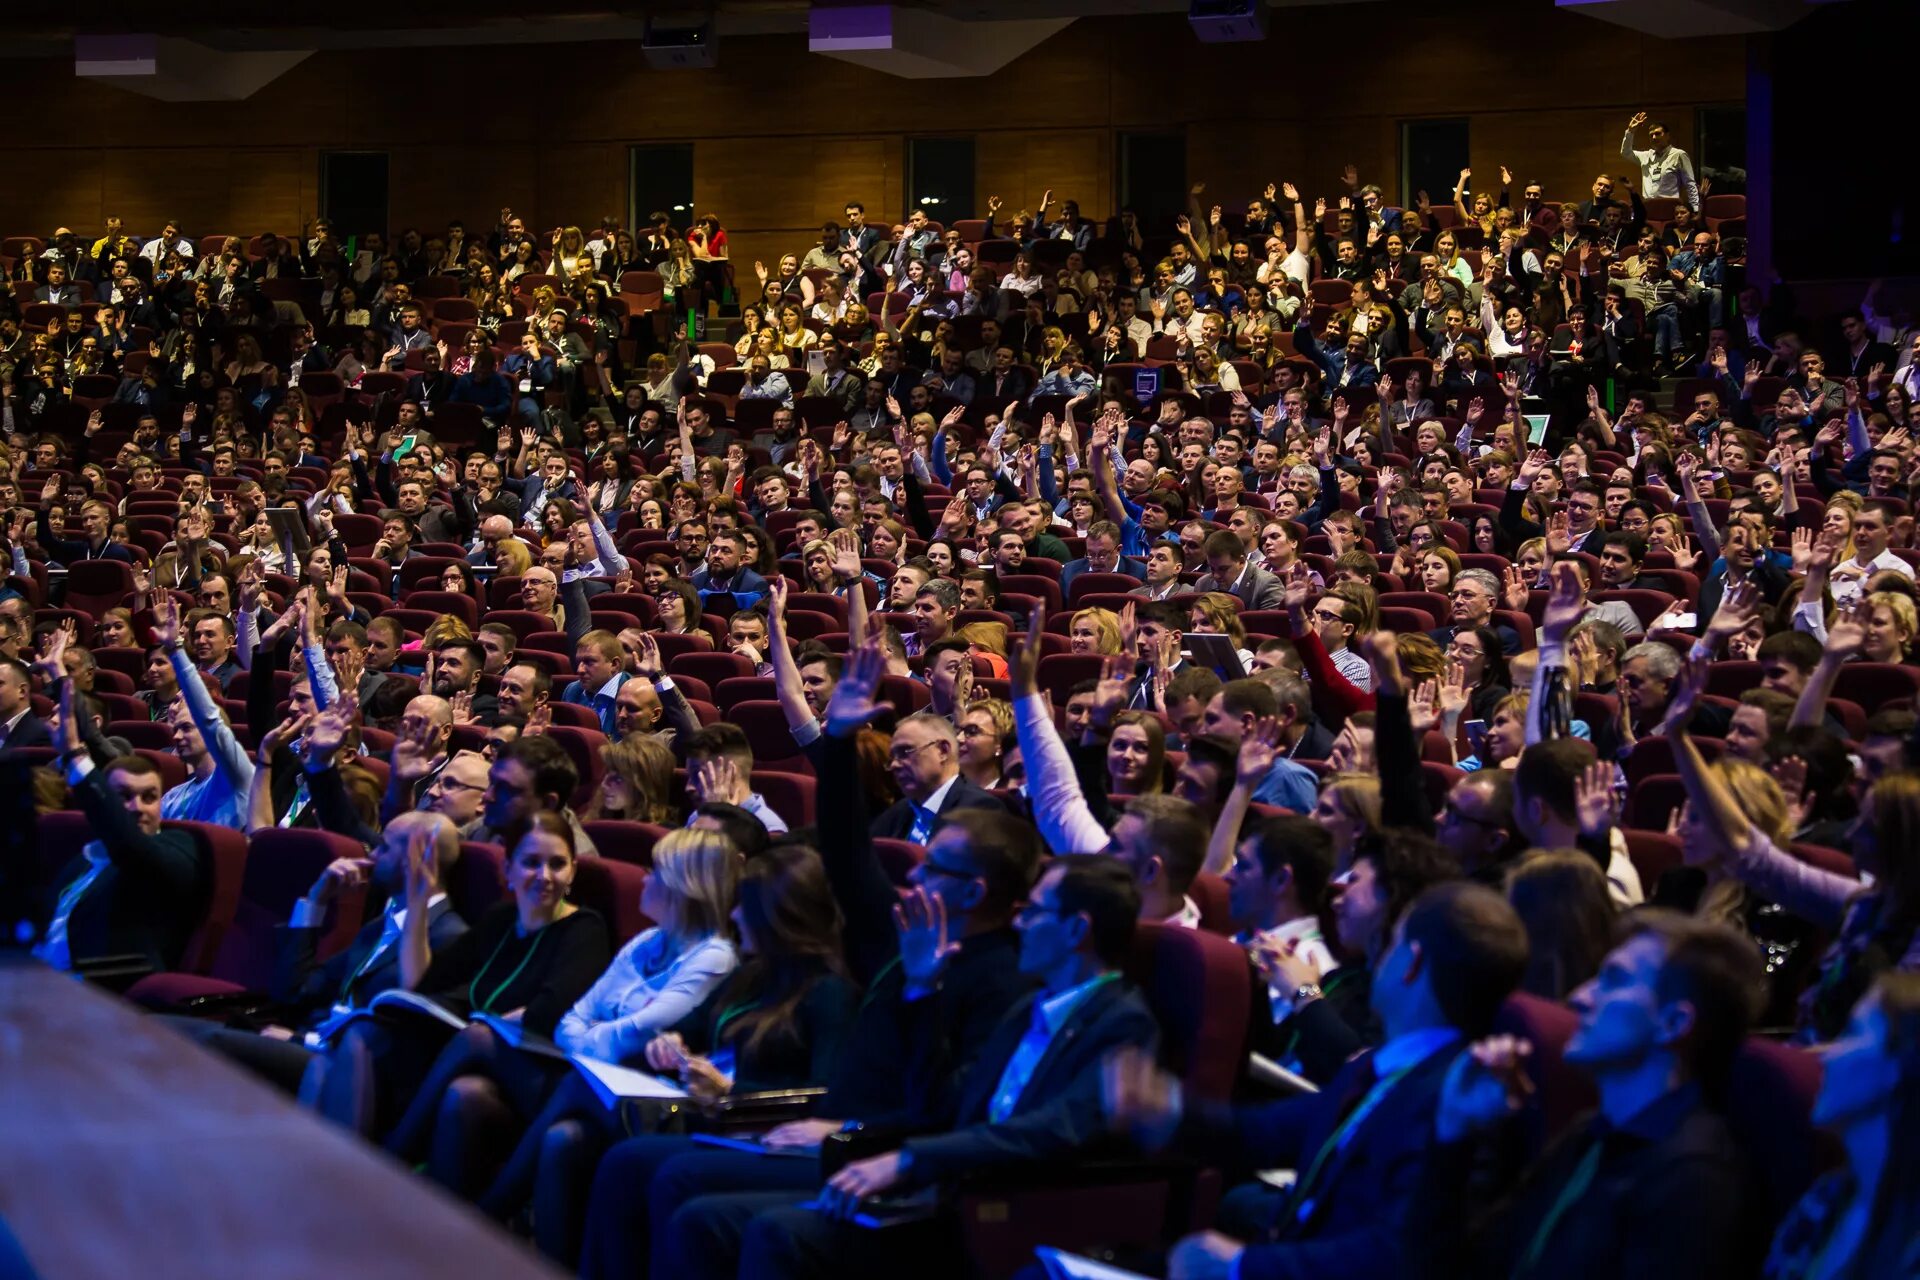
top-left (1620, 112), bottom-right (1699, 211)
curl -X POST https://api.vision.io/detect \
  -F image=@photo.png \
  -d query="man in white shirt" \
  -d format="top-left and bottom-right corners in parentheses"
top-left (1107, 793), bottom-right (1210, 928)
top-left (1620, 112), bottom-right (1700, 211)
top-left (1829, 498), bottom-right (1915, 606)
top-left (139, 221), bottom-right (195, 265)
top-left (1226, 813), bottom-right (1339, 1024)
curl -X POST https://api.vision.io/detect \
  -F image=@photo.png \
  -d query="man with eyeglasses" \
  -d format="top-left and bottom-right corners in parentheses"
top-left (163, 808), bottom-right (469, 1094)
top-left (867, 673), bottom-right (1005, 842)
top-left (1427, 569), bottom-right (1521, 656)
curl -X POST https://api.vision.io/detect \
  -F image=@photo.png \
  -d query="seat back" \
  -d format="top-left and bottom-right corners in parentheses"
top-left (581, 820), bottom-right (672, 867)
top-left (1187, 873), bottom-right (1233, 935)
top-left (62, 559), bottom-right (135, 617)
top-left (568, 856), bottom-right (651, 947)
top-left (751, 770), bottom-right (817, 828)
top-left (448, 842), bottom-right (508, 923)
top-left (165, 820), bottom-right (251, 976)
top-left (1491, 992), bottom-right (1596, 1151)
top-left (1727, 1037), bottom-right (1835, 1218)
top-left (219, 829), bottom-right (371, 988)
top-left (1125, 923), bottom-right (1251, 1103)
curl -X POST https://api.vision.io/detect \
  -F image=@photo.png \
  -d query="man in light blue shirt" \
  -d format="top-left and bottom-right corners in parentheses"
top-left (156, 599), bottom-right (254, 829)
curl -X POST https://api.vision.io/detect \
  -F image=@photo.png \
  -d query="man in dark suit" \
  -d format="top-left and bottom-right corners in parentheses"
top-left (870, 708), bottom-right (1006, 842)
top-left (704, 856), bottom-right (1159, 1280)
top-left (973, 346), bottom-right (1033, 408)
top-left (1101, 881), bottom-right (1526, 1280)
top-left (164, 810), bottom-right (469, 1094)
top-left (1411, 913), bottom-right (1768, 1280)
top-left (1058, 521), bottom-right (1147, 600)
top-left (1192, 529), bottom-right (1285, 611)
top-left (688, 530), bottom-right (771, 611)
top-left (37, 682), bottom-right (210, 976)
top-left (0, 657), bottom-right (52, 752)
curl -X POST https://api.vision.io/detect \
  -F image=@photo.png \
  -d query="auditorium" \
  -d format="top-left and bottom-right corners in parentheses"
top-left (0, 0), bottom-right (1916, 1276)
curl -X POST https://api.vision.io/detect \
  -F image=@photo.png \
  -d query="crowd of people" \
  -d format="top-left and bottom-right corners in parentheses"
top-left (5, 132), bottom-right (1920, 1280)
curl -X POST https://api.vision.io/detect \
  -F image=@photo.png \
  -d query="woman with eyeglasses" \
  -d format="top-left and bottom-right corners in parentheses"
top-left (955, 697), bottom-right (1014, 791)
top-left (653, 579), bottom-right (704, 637)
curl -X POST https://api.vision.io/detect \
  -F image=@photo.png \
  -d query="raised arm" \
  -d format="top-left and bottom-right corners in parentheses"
top-left (1009, 605), bottom-right (1114, 856)
top-left (157, 597), bottom-right (255, 794)
top-left (1791, 593), bottom-right (1863, 729)
top-left (1203, 718), bottom-right (1283, 876)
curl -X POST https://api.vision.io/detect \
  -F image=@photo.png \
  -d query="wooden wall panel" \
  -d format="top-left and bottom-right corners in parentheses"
top-left (0, 10), bottom-right (1745, 262)
top-left (225, 149), bottom-right (314, 237)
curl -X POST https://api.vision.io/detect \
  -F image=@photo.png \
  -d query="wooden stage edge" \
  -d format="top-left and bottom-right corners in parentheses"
top-left (0, 956), bottom-right (566, 1280)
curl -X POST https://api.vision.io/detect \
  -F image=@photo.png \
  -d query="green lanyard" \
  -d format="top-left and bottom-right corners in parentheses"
top-left (859, 956), bottom-right (903, 1011)
top-left (469, 922), bottom-right (551, 1015)
top-left (713, 998), bottom-right (759, 1042)
top-left (1515, 1136), bottom-right (1606, 1276)
top-left (1287, 1064), bottom-right (1412, 1224)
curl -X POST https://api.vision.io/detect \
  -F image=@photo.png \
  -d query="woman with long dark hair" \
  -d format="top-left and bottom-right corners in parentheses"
top-left (543, 845), bottom-right (854, 1266)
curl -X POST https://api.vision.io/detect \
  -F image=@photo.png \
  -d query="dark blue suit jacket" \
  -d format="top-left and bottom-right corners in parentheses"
top-left (897, 976), bottom-right (1160, 1188)
top-left (51, 768), bottom-right (211, 974)
top-left (1183, 1039), bottom-right (1465, 1280)
top-left (271, 897), bottom-right (468, 1026)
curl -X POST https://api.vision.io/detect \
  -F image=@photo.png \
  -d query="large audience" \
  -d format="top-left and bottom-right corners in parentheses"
top-left (5, 123), bottom-right (1919, 1280)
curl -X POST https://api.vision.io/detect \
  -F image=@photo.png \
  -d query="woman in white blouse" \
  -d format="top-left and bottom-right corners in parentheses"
top-left (379, 829), bottom-right (740, 1210)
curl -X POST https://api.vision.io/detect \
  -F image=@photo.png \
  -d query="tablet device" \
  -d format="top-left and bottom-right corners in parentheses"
top-left (1183, 633), bottom-right (1247, 679)
top-left (266, 506), bottom-right (312, 556)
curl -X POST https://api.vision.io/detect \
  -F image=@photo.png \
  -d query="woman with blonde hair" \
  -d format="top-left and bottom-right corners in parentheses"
top-left (595, 735), bottom-right (678, 824)
top-left (385, 826), bottom-right (740, 1216)
top-left (1187, 344), bottom-right (1240, 395)
top-left (553, 226), bottom-right (588, 277)
top-left (953, 621), bottom-right (1011, 678)
top-left (956, 697), bottom-right (1014, 790)
top-left (494, 539), bottom-right (534, 579)
top-left (1068, 607), bottom-right (1123, 656)
top-left (1504, 850), bottom-right (1615, 999)
top-left (224, 333), bottom-right (278, 387)
top-left (1188, 592), bottom-right (1254, 670)
top-left (1310, 774), bottom-right (1382, 869)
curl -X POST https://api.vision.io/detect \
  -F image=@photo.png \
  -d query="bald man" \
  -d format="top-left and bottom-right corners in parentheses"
top-left (419, 749), bottom-right (492, 837)
top-left (469, 514), bottom-right (522, 568)
top-left (165, 809), bottom-right (468, 1093)
top-left (384, 694), bottom-right (454, 821)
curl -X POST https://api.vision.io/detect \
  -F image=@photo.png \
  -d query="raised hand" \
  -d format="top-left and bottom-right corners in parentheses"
top-left (823, 635), bottom-right (892, 737)
top-left (1659, 654), bottom-right (1709, 735)
top-left (1826, 600), bottom-right (1869, 659)
top-left (1539, 561), bottom-right (1586, 644)
top-left (303, 696), bottom-right (356, 764)
top-left (1235, 717), bottom-right (1283, 789)
top-left (893, 886), bottom-right (961, 990)
top-left (152, 595), bottom-right (182, 650)
top-left (1437, 660), bottom-right (1470, 721)
top-left (1572, 760), bottom-right (1619, 837)
top-left (1009, 601), bottom-right (1047, 698)
top-left (1281, 563), bottom-right (1316, 612)
top-left (1407, 679), bottom-right (1440, 735)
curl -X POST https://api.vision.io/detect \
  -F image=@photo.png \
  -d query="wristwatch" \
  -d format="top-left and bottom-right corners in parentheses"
top-left (1293, 982), bottom-right (1324, 1005)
